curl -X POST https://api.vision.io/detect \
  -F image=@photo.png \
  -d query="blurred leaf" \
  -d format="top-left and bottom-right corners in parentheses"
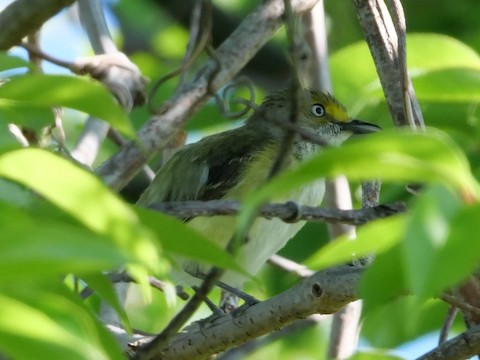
top-left (428, 203), bottom-right (480, 295)
top-left (0, 201), bottom-right (128, 281)
top-left (305, 215), bottom-right (405, 270)
top-left (0, 148), bottom-right (161, 273)
top-left (0, 178), bottom-right (32, 206)
top-left (0, 285), bottom-right (124, 360)
top-left (362, 186), bottom-right (480, 317)
top-left (351, 352), bottom-right (405, 360)
top-left (0, 74), bottom-right (134, 137)
top-left (135, 207), bottom-right (245, 274)
top-left (185, 103), bottom-right (234, 132)
top-left (402, 186), bottom-right (460, 297)
top-left (0, 100), bottom-right (55, 130)
top-left (360, 244), bottom-right (406, 313)
top-left (407, 34), bottom-right (480, 71)
top-left (81, 273), bottom-right (131, 332)
top-left (331, 33), bottom-right (480, 113)
top-left (330, 40), bottom-right (378, 106)
top-left (412, 68), bottom-right (480, 101)
top-left (0, 53), bottom-right (31, 72)
top-left (240, 130), bottom-right (478, 233)
top-left (362, 297), bottom-right (449, 349)
top-left (279, 221), bottom-right (329, 262)
top-left (153, 24), bottom-right (189, 58)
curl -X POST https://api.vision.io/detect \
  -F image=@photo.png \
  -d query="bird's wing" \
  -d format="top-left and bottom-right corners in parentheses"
top-left (136, 127), bottom-right (268, 206)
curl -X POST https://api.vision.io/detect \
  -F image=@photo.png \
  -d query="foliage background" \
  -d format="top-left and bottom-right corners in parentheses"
top-left (1, 0), bottom-right (480, 359)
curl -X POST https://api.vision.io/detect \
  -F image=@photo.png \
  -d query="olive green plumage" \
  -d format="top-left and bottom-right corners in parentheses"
top-left (137, 88), bottom-right (380, 286)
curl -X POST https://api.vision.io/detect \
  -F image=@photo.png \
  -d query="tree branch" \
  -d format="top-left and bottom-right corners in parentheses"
top-left (0, 0), bottom-right (76, 50)
top-left (150, 200), bottom-right (405, 225)
top-left (351, 0), bottom-right (423, 128)
top-left (129, 265), bottom-right (361, 360)
top-left (217, 315), bottom-right (324, 360)
top-left (417, 325), bottom-right (480, 360)
top-left (116, 0), bottom-right (290, 90)
top-left (96, 0), bottom-right (321, 190)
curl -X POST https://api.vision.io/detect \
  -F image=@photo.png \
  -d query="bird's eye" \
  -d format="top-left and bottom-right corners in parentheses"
top-left (311, 104), bottom-right (325, 117)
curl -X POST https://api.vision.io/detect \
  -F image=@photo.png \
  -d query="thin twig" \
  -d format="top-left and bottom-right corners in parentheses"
top-left (0, 0), bottom-right (75, 50)
top-left (132, 267), bottom-right (225, 360)
top-left (441, 293), bottom-right (480, 318)
top-left (96, 0), bottom-right (322, 191)
top-left (268, 0), bottom-right (302, 179)
top-left (417, 325), bottom-right (480, 360)
top-left (129, 265), bottom-right (362, 360)
top-left (352, 0), bottom-right (424, 128)
top-left (386, 0), bottom-right (424, 129)
top-left (78, 0), bottom-right (116, 54)
top-left (268, 254), bottom-right (314, 278)
top-left (438, 305), bottom-right (458, 345)
top-left (304, 3), bottom-right (361, 357)
top-left (150, 200), bottom-right (405, 225)
top-left (79, 272), bottom-right (189, 301)
top-left (214, 77), bottom-right (258, 119)
top-left (147, 0), bottom-right (212, 113)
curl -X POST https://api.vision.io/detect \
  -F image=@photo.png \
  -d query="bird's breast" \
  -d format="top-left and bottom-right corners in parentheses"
top-left (177, 142), bottom-right (326, 287)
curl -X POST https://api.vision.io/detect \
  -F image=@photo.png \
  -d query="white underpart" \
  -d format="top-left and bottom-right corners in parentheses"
top-left (173, 175), bottom-right (325, 288)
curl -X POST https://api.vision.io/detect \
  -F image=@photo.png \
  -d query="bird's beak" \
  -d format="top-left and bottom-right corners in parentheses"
top-left (340, 119), bottom-right (382, 134)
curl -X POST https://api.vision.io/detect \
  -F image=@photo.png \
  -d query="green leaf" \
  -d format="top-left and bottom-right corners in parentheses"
top-left (0, 99), bottom-right (55, 130)
top-left (0, 74), bottom-right (134, 137)
top-left (330, 33), bottom-right (480, 112)
top-left (360, 244), bottom-right (406, 314)
top-left (428, 203), bottom-right (480, 295)
top-left (0, 201), bottom-right (128, 280)
top-left (80, 273), bottom-right (131, 332)
top-left (305, 215), bottom-right (405, 270)
top-left (240, 130), bottom-right (478, 232)
top-left (402, 185), bottom-right (460, 297)
top-left (362, 296), bottom-right (449, 348)
top-left (407, 34), bottom-right (480, 72)
top-left (0, 285), bottom-right (124, 360)
top-left (0, 148), bottom-right (161, 274)
top-left (0, 53), bottom-right (31, 73)
top-left (412, 68), bottom-right (480, 101)
top-left (0, 178), bottom-right (32, 206)
top-left (350, 352), bottom-right (405, 360)
top-left (135, 207), bottom-right (245, 274)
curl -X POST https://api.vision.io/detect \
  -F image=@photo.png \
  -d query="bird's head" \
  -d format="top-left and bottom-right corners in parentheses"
top-left (255, 88), bottom-right (381, 146)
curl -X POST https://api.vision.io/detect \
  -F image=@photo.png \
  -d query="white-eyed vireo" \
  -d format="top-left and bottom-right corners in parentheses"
top-left (137, 88), bottom-right (380, 288)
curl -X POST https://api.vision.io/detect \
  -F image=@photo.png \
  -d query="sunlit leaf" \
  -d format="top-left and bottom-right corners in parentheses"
top-left (0, 99), bottom-right (54, 130)
top-left (305, 215), bottom-right (405, 270)
top-left (331, 33), bottom-right (480, 112)
top-left (412, 68), bottom-right (480, 101)
top-left (407, 34), bottom-right (480, 72)
top-left (0, 285), bottom-right (124, 360)
top-left (135, 207), bottom-right (246, 274)
top-left (0, 201), bottom-right (128, 280)
top-left (0, 148), bottom-right (161, 274)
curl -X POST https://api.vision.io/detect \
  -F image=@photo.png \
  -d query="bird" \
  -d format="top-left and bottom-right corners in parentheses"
top-left (137, 88), bottom-right (380, 291)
